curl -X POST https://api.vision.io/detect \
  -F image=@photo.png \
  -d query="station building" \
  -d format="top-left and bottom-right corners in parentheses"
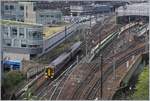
top-left (1, 20), bottom-right (43, 60)
top-left (70, 4), bottom-right (113, 16)
top-left (116, 3), bottom-right (149, 24)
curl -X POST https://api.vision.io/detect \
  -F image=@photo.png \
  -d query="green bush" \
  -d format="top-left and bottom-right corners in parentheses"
top-left (131, 67), bottom-right (149, 100)
top-left (3, 71), bottom-right (24, 90)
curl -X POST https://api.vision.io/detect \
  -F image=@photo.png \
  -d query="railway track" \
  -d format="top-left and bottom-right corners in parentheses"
top-left (71, 42), bottom-right (145, 100)
top-left (48, 23), bottom-right (146, 100)
top-left (34, 54), bottom-right (81, 98)
top-left (34, 15), bottom-right (118, 99)
top-left (26, 20), bottom-right (145, 100)
top-left (71, 62), bottom-right (99, 99)
top-left (44, 16), bottom-right (118, 99)
top-left (86, 44), bottom-right (145, 100)
top-left (91, 16), bottom-right (119, 47)
top-left (48, 62), bottom-right (77, 100)
top-left (49, 21), bottom-right (119, 100)
top-left (59, 24), bottom-right (147, 100)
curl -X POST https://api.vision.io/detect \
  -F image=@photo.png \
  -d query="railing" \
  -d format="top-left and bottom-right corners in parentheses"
top-left (27, 39), bottom-right (43, 45)
top-left (3, 47), bottom-right (42, 54)
top-left (26, 65), bottom-right (45, 79)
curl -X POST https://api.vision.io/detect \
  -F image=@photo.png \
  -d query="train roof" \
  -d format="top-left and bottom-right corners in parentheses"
top-left (49, 41), bottom-right (82, 68)
top-left (50, 52), bottom-right (70, 67)
top-left (70, 41), bottom-right (82, 50)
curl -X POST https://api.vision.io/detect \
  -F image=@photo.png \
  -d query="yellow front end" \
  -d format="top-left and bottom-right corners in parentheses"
top-left (45, 66), bottom-right (54, 79)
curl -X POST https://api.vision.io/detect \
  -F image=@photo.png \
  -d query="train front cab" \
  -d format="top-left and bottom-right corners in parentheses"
top-left (45, 66), bottom-right (54, 79)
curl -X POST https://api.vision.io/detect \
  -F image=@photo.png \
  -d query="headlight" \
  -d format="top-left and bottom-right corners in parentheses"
top-left (45, 75), bottom-right (48, 78)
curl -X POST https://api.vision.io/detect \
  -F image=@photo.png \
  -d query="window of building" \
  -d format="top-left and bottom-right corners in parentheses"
top-left (21, 44), bottom-right (27, 47)
top-left (29, 30), bottom-right (41, 39)
top-left (57, 14), bottom-right (61, 18)
top-left (21, 40), bottom-right (27, 47)
top-left (19, 28), bottom-right (24, 38)
top-left (11, 27), bottom-right (17, 37)
top-left (19, 33), bottom-right (24, 38)
top-left (4, 39), bottom-right (11, 46)
top-left (33, 31), bottom-right (39, 38)
top-left (20, 6), bottom-right (24, 10)
top-left (52, 20), bottom-right (56, 24)
top-left (10, 5), bottom-right (14, 10)
top-left (33, 6), bottom-right (36, 11)
top-left (26, 6), bottom-right (28, 18)
top-left (12, 28), bottom-right (17, 35)
top-left (21, 19), bottom-right (24, 22)
top-left (40, 15), bottom-right (44, 17)
top-left (29, 45), bottom-right (40, 48)
top-left (5, 5), bottom-right (9, 10)
top-left (17, 18), bottom-right (24, 22)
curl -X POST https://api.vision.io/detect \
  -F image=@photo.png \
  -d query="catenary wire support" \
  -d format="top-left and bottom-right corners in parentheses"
top-left (100, 54), bottom-right (103, 99)
top-left (112, 59), bottom-right (116, 80)
top-left (76, 55), bottom-right (79, 64)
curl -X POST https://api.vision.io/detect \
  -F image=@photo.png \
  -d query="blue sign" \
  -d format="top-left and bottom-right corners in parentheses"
top-left (3, 60), bottom-right (22, 70)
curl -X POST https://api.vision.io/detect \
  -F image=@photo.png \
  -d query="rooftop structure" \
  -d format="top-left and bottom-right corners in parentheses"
top-left (70, 4), bottom-right (113, 16)
top-left (36, 9), bottom-right (63, 26)
top-left (116, 3), bottom-right (149, 16)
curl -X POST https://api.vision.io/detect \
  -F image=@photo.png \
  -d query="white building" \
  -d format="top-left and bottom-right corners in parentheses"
top-left (116, 3), bottom-right (149, 24)
top-left (36, 10), bottom-right (63, 26)
top-left (1, 1), bottom-right (63, 25)
top-left (116, 3), bottom-right (149, 17)
top-left (1, 20), bottom-right (43, 60)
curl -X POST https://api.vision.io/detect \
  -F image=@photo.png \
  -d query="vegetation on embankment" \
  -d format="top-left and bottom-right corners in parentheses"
top-left (2, 71), bottom-right (25, 99)
top-left (34, 29), bottom-right (84, 64)
top-left (130, 67), bottom-right (149, 100)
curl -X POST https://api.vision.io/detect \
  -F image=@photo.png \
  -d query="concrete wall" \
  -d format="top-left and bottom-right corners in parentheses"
top-left (24, 2), bottom-right (36, 23)
top-left (116, 16), bottom-right (149, 24)
top-left (36, 10), bottom-right (62, 25)
top-left (3, 52), bottom-right (30, 60)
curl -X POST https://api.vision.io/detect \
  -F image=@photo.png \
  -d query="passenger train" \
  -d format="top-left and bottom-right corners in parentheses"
top-left (45, 41), bottom-right (82, 78)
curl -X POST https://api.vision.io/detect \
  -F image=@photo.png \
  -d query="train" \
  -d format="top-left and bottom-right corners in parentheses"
top-left (44, 22), bottom-right (78, 52)
top-left (45, 41), bottom-right (82, 78)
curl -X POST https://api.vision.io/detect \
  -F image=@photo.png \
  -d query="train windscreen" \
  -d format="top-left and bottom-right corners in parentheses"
top-left (45, 67), bottom-right (54, 78)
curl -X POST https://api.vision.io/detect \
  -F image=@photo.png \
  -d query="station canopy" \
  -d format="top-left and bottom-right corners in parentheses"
top-left (116, 3), bottom-right (149, 16)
